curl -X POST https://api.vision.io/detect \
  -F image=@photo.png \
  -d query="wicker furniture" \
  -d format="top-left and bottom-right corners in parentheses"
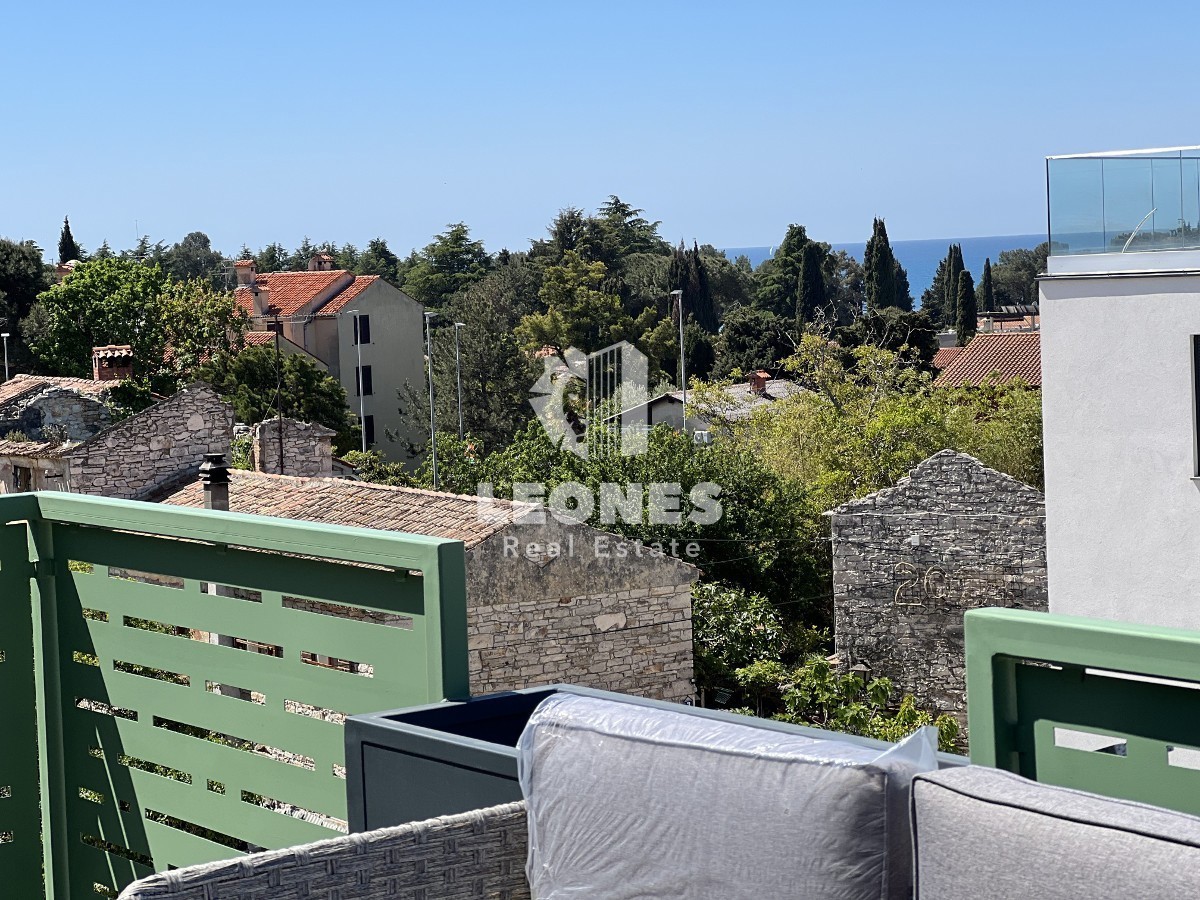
top-left (117, 803), bottom-right (530, 900)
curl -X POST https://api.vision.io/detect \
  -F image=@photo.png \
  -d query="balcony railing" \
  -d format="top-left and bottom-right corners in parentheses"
top-left (1047, 147), bottom-right (1200, 257)
top-left (0, 492), bottom-right (469, 900)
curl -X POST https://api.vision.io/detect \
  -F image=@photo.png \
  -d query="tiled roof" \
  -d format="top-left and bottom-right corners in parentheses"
top-left (162, 470), bottom-right (533, 549)
top-left (93, 344), bottom-right (133, 359)
top-left (932, 347), bottom-right (965, 371)
top-left (0, 374), bottom-right (114, 407)
top-left (317, 275), bottom-right (379, 316)
top-left (234, 270), bottom-right (354, 316)
top-left (934, 332), bottom-right (1041, 387)
top-left (0, 439), bottom-right (73, 459)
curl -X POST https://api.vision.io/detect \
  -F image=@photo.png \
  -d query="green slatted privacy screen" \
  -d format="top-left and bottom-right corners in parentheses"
top-left (0, 492), bottom-right (469, 900)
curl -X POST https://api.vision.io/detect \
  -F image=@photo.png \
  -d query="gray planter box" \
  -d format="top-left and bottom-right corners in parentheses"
top-left (344, 683), bottom-right (967, 832)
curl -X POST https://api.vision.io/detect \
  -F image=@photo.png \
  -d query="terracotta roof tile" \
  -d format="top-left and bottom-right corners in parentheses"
top-left (934, 332), bottom-right (1041, 387)
top-left (932, 346), bottom-right (965, 371)
top-left (0, 374), bottom-right (115, 407)
top-left (316, 275), bottom-right (379, 316)
top-left (0, 439), bottom-right (73, 459)
top-left (162, 470), bottom-right (532, 549)
top-left (234, 270), bottom-right (354, 316)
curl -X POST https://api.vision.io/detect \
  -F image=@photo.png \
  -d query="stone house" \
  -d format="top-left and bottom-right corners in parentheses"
top-left (234, 256), bottom-right (424, 459)
top-left (0, 383), bottom-right (234, 499)
top-left (162, 470), bottom-right (696, 702)
top-left (0, 373), bottom-right (116, 441)
top-left (828, 450), bottom-right (1047, 722)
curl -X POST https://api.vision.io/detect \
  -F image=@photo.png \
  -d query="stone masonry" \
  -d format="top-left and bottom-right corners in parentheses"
top-left (828, 450), bottom-right (1046, 723)
top-left (66, 383), bottom-right (234, 499)
top-left (0, 379), bottom-right (113, 441)
top-left (251, 417), bottom-right (335, 477)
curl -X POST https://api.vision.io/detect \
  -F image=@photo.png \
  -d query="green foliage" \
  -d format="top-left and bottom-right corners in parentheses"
top-left (341, 449), bottom-right (411, 485)
top-left (797, 241), bottom-right (828, 329)
top-left (0, 237), bottom-right (51, 371)
top-left (198, 345), bottom-right (360, 454)
top-left (58, 216), bottom-right (82, 264)
top-left (991, 243), bottom-right (1049, 307)
top-left (403, 223), bottom-right (491, 307)
top-left (158, 231), bottom-right (224, 285)
top-left (755, 224), bottom-right (825, 319)
top-left (669, 242), bottom-right (719, 332)
top-left (863, 217), bottom-right (910, 311)
top-left (977, 257), bottom-right (995, 311)
top-left (712, 307), bottom-right (792, 377)
top-left (692, 582), bottom-right (787, 690)
top-left (955, 269), bottom-right (977, 346)
top-left (230, 433), bottom-right (252, 470)
top-left (943, 244), bottom-right (964, 324)
top-left (834, 308), bottom-right (938, 371)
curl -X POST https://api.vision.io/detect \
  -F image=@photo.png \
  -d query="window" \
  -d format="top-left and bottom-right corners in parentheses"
top-left (363, 415), bottom-right (375, 447)
top-left (356, 365), bottom-right (373, 397)
top-left (353, 314), bottom-right (371, 345)
top-left (13, 466), bottom-right (32, 493)
top-left (266, 321), bottom-right (282, 334)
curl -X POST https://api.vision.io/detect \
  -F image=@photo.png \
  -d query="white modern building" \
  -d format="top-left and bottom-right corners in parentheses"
top-left (1041, 146), bottom-right (1200, 629)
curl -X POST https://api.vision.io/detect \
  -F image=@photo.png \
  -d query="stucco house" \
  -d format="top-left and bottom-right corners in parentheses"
top-left (234, 256), bottom-right (424, 458)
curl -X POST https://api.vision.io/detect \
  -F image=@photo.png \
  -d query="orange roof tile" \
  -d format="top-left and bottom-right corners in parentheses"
top-left (318, 275), bottom-right (379, 316)
top-left (934, 332), bottom-right (1041, 387)
top-left (162, 470), bottom-right (530, 548)
top-left (233, 270), bottom-right (354, 317)
top-left (0, 374), bottom-right (115, 406)
top-left (932, 346), bottom-right (965, 371)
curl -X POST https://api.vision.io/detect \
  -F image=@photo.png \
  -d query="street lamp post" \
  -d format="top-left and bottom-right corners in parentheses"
top-left (348, 309), bottom-right (367, 452)
top-left (670, 289), bottom-right (686, 435)
top-left (1, 333), bottom-right (9, 382)
top-left (453, 322), bottom-right (466, 440)
top-left (424, 311), bottom-right (439, 490)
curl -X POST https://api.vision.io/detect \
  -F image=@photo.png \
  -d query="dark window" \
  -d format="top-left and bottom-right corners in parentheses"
top-left (363, 415), bottom-right (375, 447)
top-left (13, 466), bottom-right (31, 493)
top-left (356, 365), bottom-right (373, 397)
top-left (266, 321), bottom-right (282, 334)
top-left (354, 314), bottom-right (371, 345)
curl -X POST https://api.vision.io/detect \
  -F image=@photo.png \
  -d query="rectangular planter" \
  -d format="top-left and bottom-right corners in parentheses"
top-left (345, 683), bottom-right (967, 832)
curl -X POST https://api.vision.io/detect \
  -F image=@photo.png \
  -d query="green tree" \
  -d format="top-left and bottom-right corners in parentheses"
top-left (756, 224), bottom-right (823, 318)
top-left (0, 238), bottom-right (51, 372)
top-left (58, 216), bottom-right (82, 264)
top-left (356, 237), bottom-right (405, 284)
top-left (669, 242), bottom-right (719, 332)
top-left (955, 269), bottom-right (977, 346)
top-left (713, 307), bottom-right (791, 376)
top-left (864, 217), bottom-right (909, 311)
top-left (403, 223), bottom-right (491, 307)
top-left (596, 195), bottom-right (669, 258)
top-left (797, 241), bottom-right (828, 329)
top-left (977, 257), bottom-right (995, 311)
top-left (834, 308), bottom-right (938, 371)
top-left (159, 231), bottom-right (224, 285)
top-left (254, 242), bottom-right (289, 273)
top-left (991, 243), bottom-right (1049, 307)
top-left (920, 254), bottom-right (949, 324)
top-left (287, 237), bottom-right (316, 272)
top-left (942, 244), bottom-right (964, 324)
top-left (198, 345), bottom-right (359, 453)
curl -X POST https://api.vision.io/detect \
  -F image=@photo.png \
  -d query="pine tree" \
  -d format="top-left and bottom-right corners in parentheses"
top-left (669, 242), bottom-right (719, 333)
top-left (796, 241), bottom-right (827, 329)
top-left (977, 257), bottom-right (995, 312)
top-left (921, 255), bottom-right (950, 325)
top-left (863, 217), bottom-right (897, 311)
top-left (943, 244), bottom-right (964, 325)
top-left (956, 269), bottom-right (977, 347)
top-left (58, 216), bottom-right (82, 264)
top-left (892, 259), bottom-right (913, 312)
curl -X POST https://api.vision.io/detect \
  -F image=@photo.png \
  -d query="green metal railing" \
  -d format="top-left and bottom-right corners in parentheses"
top-left (0, 492), bottom-right (468, 900)
top-left (967, 607), bottom-right (1200, 817)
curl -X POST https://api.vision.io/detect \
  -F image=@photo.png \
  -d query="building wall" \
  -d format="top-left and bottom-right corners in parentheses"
top-left (1041, 274), bottom-right (1200, 629)
top-left (65, 384), bottom-right (234, 499)
top-left (0, 455), bottom-right (68, 493)
top-left (335, 281), bottom-right (425, 461)
top-left (831, 451), bottom-right (1046, 721)
top-left (466, 519), bottom-right (695, 702)
top-left (0, 388), bottom-right (112, 441)
top-left (251, 418), bottom-right (334, 477)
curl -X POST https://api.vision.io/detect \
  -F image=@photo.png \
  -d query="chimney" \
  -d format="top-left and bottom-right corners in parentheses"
top-left (92, 345), bottom-right (134, 381)
top-left (308, 252), bottom-right (335, 272)
top-left (249, 280), bottom-right (270, 318)
top-left (234, 259), bottom-right (257, 286)
top-left (748, 370), bottom-right (770, 396)
top-left (198, 453), bottom-right (230, 511)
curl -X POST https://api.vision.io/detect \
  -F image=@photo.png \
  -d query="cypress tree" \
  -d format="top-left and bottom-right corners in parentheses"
top-left (943, 244), bottom-right (964, 325)
top-left (796, 241), bottom-right (827, 329)
top-left (892, 259), bottom-right (913, 312)
top-left (58, 216), bottom-right (82, 264)
top-left (956, 269), bottom-right (977, 347)
top-left (921, 255), bottom-right (949, 324)
top-left (978, 257), bottom-right (995, 312)
top-left (864, 217), bottom-right (897, 312)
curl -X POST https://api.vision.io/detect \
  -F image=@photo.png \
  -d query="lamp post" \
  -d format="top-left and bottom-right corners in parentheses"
top-left (424, 311), bottom-right (439, 490)
top-left (453, 322), bottom-right (466, 440)
top-left (347, 309), bottom-right (367, 452)
top-left (268, 305), bottom-right (285, 474)
top-left (670, 289), bottom-right (685, 435)
top-left (1, 333), bottom-right (8, 382)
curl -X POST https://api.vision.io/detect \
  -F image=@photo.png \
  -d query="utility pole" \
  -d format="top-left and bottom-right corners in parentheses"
top-left (425, 311), bottom-right (439, 489)
top-left (670, 289), bottom-right (686, 436)
top-left (1, 333), bottom-right (9, 382)
top-left (454, 322), bottom-right (466, 440)
top-left (348, 309), bottom-right (367, 452)
top-left (269, 305), bottom-right (285, 474)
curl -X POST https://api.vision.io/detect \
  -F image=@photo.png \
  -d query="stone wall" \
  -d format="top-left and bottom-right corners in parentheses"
top-left (66, 384), bottom-right (234, 499)
top-left (830, 450), bottom-right (1047, 723)
top-left (0, 387), bottom-right (112, 441)
top-left (466, 518), bottom-right (696, 702)
top-left (251, 418), bottom-right (335, 477)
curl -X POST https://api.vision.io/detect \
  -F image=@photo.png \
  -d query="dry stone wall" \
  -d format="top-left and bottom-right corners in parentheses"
top-left (830, 450), bottom-right (1047, 723)
top-left (251, 418), bottom-right (335, 477)
top-left (0, 388), bottom-right (112, 441)
top-left (67, 384), bottom-right (234, 499)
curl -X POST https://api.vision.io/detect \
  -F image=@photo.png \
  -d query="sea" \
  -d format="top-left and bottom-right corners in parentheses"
top-left (723, 233), bottom-right (1045, 301)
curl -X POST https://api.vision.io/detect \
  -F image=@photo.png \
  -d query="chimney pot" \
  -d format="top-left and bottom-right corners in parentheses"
top-left (199, 453), bottom-right (230, 511)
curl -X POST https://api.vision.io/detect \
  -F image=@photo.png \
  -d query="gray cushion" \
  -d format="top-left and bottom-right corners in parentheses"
top-left (912, 766), bottom-right (1200, 899)
top-left (519, 693), bottom-right (937, 900)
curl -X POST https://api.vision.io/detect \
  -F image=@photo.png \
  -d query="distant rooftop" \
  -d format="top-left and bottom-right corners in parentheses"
top-left (1046, 146), bottom-right (1200, 275)
top-left (933, 332), bottom-right (1040, 388)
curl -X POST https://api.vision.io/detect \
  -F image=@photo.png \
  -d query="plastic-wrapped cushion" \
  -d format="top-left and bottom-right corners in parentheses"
top-left (517, 694), bottom-right (937, 900)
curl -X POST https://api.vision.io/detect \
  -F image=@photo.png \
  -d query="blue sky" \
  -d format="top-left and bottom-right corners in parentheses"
top-left (4, 1), bottom-right (1199, 260)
